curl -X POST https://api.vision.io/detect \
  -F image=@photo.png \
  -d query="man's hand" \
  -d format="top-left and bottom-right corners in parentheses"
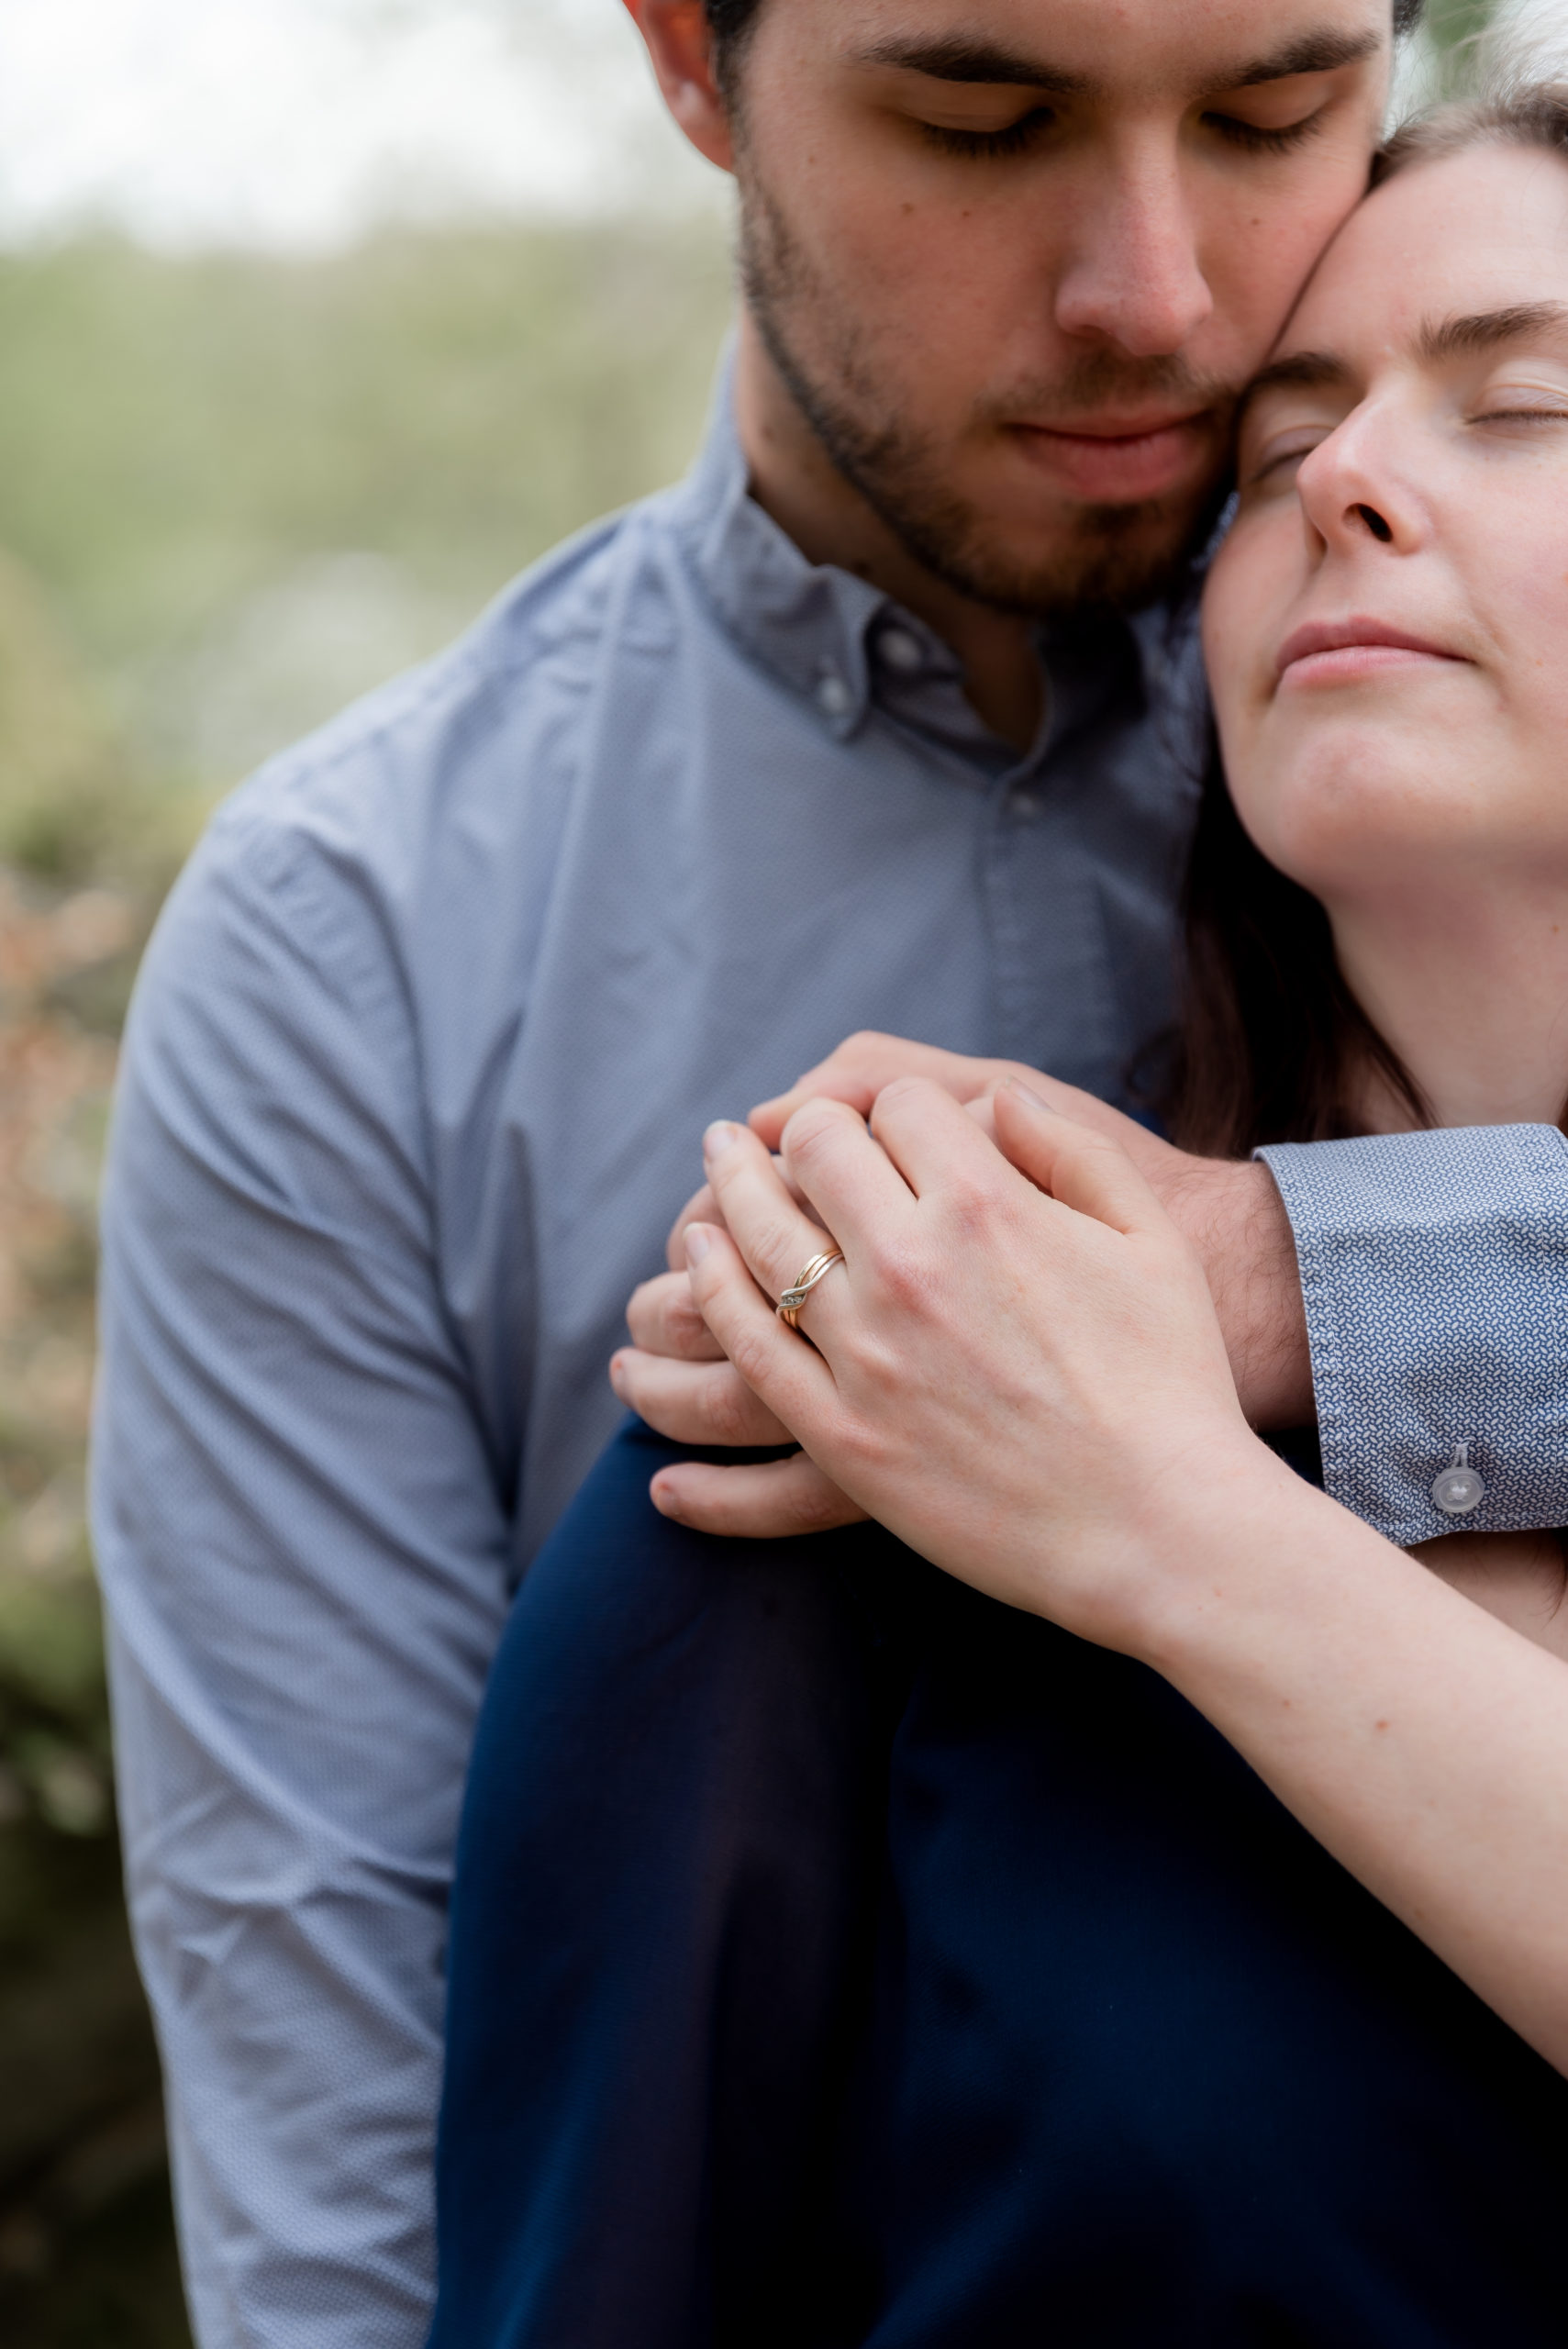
top-left (612, 1032), bottom-right (1312, 1535)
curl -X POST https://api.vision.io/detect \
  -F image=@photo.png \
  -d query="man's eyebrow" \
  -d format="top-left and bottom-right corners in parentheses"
top-left (1418, 302), bottom-right (1568, 362)
top-left (853, 37), bottom-right (1094, 97)
top-left (852, 23), bottom-right (1381, 99)
top-left (1213, 28), bottom-right (1384, 94)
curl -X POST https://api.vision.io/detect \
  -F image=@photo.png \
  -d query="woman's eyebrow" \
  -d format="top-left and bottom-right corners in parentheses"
top-left (1237, 350), bottom-right (1350, 429)
top-left (1417, 302), bottom-right (1568, 362)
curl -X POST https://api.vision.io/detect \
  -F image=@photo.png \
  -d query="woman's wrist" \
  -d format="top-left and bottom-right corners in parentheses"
top-left (1100, 1436), bottom-right (1337, 1673)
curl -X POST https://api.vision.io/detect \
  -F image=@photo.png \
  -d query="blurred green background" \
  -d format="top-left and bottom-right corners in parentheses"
top-left (0, 0), bottom-right (1507, 2337)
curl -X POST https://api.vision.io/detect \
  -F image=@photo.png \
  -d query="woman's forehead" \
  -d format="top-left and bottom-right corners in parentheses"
top-left (1278, 141), bottom-right (1568, 365)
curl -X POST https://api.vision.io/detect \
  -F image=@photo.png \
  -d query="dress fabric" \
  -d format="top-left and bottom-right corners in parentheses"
top-left (428, 1419), bottom-right (1568, 2349)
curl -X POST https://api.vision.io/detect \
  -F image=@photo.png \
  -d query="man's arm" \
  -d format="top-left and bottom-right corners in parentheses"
top-left (618, 1029), bottom-right (1568, 1547)
top-left (94, 788), bottom-right (512, 2348)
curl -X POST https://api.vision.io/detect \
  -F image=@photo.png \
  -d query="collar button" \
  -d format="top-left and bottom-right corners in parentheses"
top-left (816, 669), bottom-right (852, 718)
top-left (877, 627), bottom-right (923, 674)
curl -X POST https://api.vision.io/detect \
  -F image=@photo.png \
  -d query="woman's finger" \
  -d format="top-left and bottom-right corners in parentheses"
top-left (769, 1097), bottom-right (918, 1263)
top-left (626, 1269), bottom-right (727, 1362)
top-left (650, 1451), bottom-right (868, 1538)
top-left (699, 1120), bottom-right (853, 1311)
top-left (684, 1221), bottom-right (840, 1430)
top-left (992, 1081), bottom-right (1171, 1236)
top-left (749, 1031), bottom-right (1022, 1150)
top-left (665, 1181), bottom-right (719, 1272)
top-left (609, 1346), bottom-right (794, 1447)
top-left (865, 1074), bottom-right (1030, 1202)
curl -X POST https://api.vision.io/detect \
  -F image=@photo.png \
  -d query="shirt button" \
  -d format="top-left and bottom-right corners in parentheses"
top-left (1431, 1442), bottom-right (1485, 1517)
top-left (1011, 791), bottom-right (1043, 820)
top-left (877, 627), bottom-right (923, 674)
top-left (816, 669), bottom-right (852, 718)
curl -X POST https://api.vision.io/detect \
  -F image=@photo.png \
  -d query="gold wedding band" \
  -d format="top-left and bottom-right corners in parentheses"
top-left (777, 1247), bottom-right (845, 1330)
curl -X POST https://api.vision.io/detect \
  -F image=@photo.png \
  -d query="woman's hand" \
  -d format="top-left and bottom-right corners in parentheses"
top-left (679, 1077), bottom-right (1274, 1654)
top-left (673, 1076), bottom-right (1568, 2081)
top-left (614, 1032), bottom-right (1313, 1535)
top-left (610, 1154), bottom-right (873, 1537)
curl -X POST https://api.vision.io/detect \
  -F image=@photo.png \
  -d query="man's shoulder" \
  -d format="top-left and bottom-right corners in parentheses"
top-left (139, 487), bottom-right (694, 1040)
top-left (206, 488), bottom-right (685, 882)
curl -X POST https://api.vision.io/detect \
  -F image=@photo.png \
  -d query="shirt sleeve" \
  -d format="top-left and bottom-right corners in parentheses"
top-left (91, 786), bottom-right (513, 2349)
top-left (1257, 1125), bottom-right (1568, 1548)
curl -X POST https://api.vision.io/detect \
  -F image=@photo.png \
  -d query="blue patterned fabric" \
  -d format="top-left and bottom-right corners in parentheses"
top-left (1261, 1125), bottom-right (1568, 1548)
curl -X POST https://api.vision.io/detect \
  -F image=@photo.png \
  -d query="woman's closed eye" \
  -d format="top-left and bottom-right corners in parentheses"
top-left (1240, 424), bottom-right (1333, 492)
top-left (1468, 373), bottom-right (1568, 429)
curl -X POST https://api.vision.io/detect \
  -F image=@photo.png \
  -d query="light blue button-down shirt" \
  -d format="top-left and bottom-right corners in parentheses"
top-left (92, 373), bottom-right (1568, 2348)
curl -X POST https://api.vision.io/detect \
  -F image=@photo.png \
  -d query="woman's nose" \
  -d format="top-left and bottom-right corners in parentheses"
top-left (1296, 410), bottom-right (1418, 555)
top-left (1052, 141), bottom-right (1214, 358)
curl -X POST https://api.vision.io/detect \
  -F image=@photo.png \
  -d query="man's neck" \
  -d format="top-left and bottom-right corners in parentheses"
top-left (1333, 876), bottom-right (1568, 1133)
top-left (732, 314), bottom-right (1044, 754)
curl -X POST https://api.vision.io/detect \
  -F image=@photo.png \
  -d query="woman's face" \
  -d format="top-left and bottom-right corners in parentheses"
top-left (1204, 142), bottom-right (1568, 910)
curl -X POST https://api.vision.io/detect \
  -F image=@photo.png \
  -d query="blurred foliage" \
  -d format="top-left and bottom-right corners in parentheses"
top-left (0, 222), bottom-right (732, 792)
top-left (0, 213), bottom-right (730, 2343)
top-left (1418, 0), bottom-right (1508, 96)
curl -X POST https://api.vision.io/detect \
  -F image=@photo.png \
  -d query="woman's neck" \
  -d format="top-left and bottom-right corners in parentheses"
top-left (1331, 879), bottom-right (1568, 1134)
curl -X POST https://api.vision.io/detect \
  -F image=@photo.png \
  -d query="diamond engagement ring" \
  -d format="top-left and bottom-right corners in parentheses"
top-left (777, 1247), bottom-right (845, 1330)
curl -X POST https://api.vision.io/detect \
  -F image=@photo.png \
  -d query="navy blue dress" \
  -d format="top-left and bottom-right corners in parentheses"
top-left (427, 1418), bottom-right (1568, 2348)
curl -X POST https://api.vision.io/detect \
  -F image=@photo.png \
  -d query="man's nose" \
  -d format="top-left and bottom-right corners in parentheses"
top-left (1052, 140), bottom-right (1214, 358)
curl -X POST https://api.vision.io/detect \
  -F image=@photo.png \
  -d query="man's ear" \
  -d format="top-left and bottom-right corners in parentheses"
top-left (621, 1), bottom-right (736, 174)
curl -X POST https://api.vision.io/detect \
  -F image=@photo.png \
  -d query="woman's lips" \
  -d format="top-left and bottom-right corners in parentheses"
top-left (1007, 411), bottom-right (1210, 502)
top-left (1276, 618), bottom-right (1466, 689)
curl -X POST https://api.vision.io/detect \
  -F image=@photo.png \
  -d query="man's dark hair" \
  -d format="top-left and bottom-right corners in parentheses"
top-left (703, 0), bottom-right (765, 91)
top-left (705, 1), bottom-right (1429, 89)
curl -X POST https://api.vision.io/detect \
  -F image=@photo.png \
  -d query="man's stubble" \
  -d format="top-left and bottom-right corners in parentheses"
top-left (738, 163), bottom-right (1236, 617)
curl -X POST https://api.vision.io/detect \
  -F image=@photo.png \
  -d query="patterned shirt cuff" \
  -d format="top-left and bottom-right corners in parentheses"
top-left (1257, 1125), bottom-right (1568, 1547)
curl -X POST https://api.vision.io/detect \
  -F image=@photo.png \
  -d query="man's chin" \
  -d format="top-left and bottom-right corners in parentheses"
top-left (930, 498), bottom-right (1218, 619)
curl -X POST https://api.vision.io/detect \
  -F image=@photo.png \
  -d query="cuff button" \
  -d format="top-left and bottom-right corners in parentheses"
top-left (1431, 1442), bottom-right (1485, 1518)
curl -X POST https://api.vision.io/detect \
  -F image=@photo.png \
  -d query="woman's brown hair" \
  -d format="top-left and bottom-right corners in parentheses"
top-left (1166, 81), bottom-right (1568, 1160)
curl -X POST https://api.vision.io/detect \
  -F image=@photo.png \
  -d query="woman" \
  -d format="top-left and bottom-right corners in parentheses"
top-left (429, 91), bottom-right (1568, 2348)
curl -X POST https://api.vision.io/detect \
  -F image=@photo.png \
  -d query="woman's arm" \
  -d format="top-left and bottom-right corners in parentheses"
top-left (682, 1080), bottom-right (1568, 2078)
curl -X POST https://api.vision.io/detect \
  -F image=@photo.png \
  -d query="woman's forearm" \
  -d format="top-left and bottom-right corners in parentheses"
top-left (1139, 1468), bottom-right (1568, 2076)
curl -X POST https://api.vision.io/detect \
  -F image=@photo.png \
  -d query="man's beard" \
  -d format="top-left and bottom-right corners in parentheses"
top-left (740, 172), bottom-right (1236, 618)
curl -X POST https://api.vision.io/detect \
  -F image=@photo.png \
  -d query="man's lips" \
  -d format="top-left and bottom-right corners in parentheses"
top-left (1276, 618), bottom-right (1467, 688)
top-left (1007, 409), bottom-right (1212, 502)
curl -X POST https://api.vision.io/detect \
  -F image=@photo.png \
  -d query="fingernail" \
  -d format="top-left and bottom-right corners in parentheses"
top-left (1005, 1078), bottom-right (1056, 1114)
top-left (651, 1475), bottom-right (684, 1520)
top-left (684, 1222), bottom-right (714, 1266)
top-left (704, 1119), bottom-right (742, 1160)
top-left (608, 1353), bottom-right (627, 1396)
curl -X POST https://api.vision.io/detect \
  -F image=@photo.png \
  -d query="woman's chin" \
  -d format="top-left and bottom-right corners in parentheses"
top-left (1236, 729), bottom-right (1509, 874)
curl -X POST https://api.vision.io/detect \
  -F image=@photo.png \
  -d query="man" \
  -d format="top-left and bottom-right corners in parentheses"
top-left (94, 2), bottom-right (1568, 2342)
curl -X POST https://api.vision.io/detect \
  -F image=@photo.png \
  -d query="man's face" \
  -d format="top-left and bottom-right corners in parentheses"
top-left (730, 0), bottom-right (1391, 610)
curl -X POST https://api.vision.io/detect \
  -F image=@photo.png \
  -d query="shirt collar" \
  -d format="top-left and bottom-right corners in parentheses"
top-left (673, 353), bottom-right (884, 742)
top-left (672, 347), bottom-right (1184, 771)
